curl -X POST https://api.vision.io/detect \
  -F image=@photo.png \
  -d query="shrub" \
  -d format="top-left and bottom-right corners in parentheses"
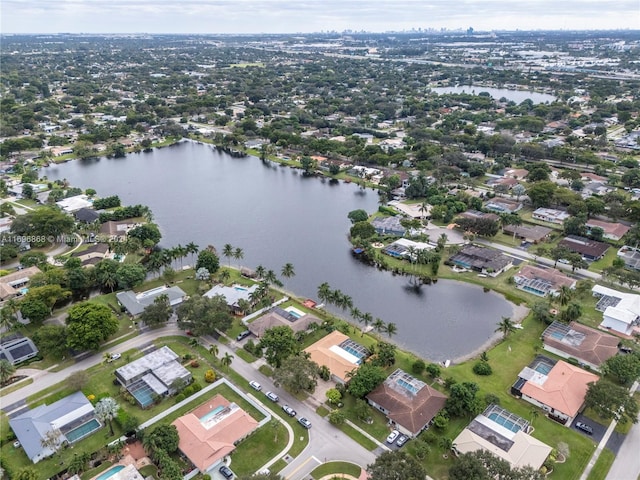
top-left (174, 394), bottom-right (185, 404)
top-left (567, 357), bottom-right (580, 366)
top-left (426, 363), bottom-right (441, 379)
top-left (204, 369), bottom-right (216, 383)
top-left (182, 386), bottom-right (194, 397)
top-left (484, 393), bottom-right (501, 406)
top-left (192, 382), bottom-right (202, 392)
top-left (190, 360), bottom-right (200, 368)
top-left (473, 361), bottom-right (493, 376)
top-left (433, 412), bottom-right (449, 430)
top-left (412, 359), bottom-right (426, 375)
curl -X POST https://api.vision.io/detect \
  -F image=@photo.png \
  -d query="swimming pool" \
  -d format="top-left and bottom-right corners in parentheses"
top-left (284, 306), bottom-right (305, 319)
top-left (533, 362), bottom-right (552, 375)
top-left (200, 405), bottom-right (225, 422)
top-left (234, 286), bottom-right (248, 292)
top-left (65, 418), bottom-right (101, 443)
top-left (488, 412), bottom-right (522, 433)
top-left (95, 465), bottom-right (125, 480)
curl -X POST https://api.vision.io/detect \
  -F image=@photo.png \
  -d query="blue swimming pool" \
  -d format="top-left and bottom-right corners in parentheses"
top-left (200, 405), bottom-right (225, 422)
top-left (95, 465), bottom-right (124, 480)
top-left (533, 362), bottom-right (552, 375)
top-left (234, 286), bottom-right (248, 291)
top-left (65, 418), bottom-right (101, 443)
top-left (488, 412), bottom-right (522, 433)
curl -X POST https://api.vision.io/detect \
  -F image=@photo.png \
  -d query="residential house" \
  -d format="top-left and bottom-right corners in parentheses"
top-left (617, 246), bottom-right (640, 271)
top-left (99, 220), bottom-right (139, 241)
top-left (592, 285), bottom-right (640, 336)
top-left (388, 200), bottom-right (429, 219)
top-left (74, 207), bottom-right (100, 224)
top-left (0, 217), bottom-right (13, 234)
top-left (367, 369), bottom-right (447, 438)
top-left (513, 265), bottom-right (576, 297)
top-left (458, 210), bottom-right (500, 223)
top-left (371, 216), bottom-right (406, 236)
top-left (203, 284), bottom-right (258, 314)
top-left (503, 168), bottom-right (529, 180)
top-left (56, 195), bottom-right (93, 213)
top-left (503, 225), bottom-right (552, 244)
top-left (0, 333), bottom-right (39, 365)
top-left (71, 242), bottom-right (110, 267)
top-left (542, 321), bottom-right (619, 371)
top-left (116, 286), bottom-right (187, 317)
top-left (484, 198), bottom-right (522, 214)
top-left (115, 346), bottom-right (192, 407)
top-left (9, 392), bottom-right (100, 463)
top-left (247, 307), bottom-right (320, 338)
top-left (449, 245), bottom-right (513, 277)
top-left (453, 404), bottom-right (551, 470)
top-left (559, 235), bottom-right (610, 261)
top-left (532, 208), bottom-right (570, 225)
top-left (0, 266), bottom-right (42, 301)
top-left (581, 182), bottom-right (613, 199)
top-left (304, 331), bottom-right (369, 383)
top-left (172, 394), bottom-right (259, 474)
top-left (585, 219), bottom-right (630, 242)
top-left (383, 238), bottom-right (434, 259)
top-left (511, 356), bottom-right (598, 425)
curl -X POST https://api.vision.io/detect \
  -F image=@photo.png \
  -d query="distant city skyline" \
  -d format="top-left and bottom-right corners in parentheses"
top-left (1, 0), bottom-right (638, 34)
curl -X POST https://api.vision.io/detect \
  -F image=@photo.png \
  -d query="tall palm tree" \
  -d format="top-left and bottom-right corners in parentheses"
top-left (175, 244), bottom-right (187, 269)
top-left (360, 312), bottom-right (373, 335)
top-left (281, 263), bottom-right (295, 287)
top-left (223, 243), bottom-right (234, 267)
top-left (419, 200), bottom-right (430, 224)
top-left (219, 269), bottom-right (231, 284)
top-left (221, 352), bottom-right (234, 371)
top-left (0, 305), bottom-right (17, 332)
top-left (530, 409), bottom-right (539, 428)
top-left (350, 307), bottom-right (362, 322)
top-left (557, 285), bottom-right (573, 307)
top-left (0, 359), bottom-right (16, 384)
top-left (317, 282), bottom-right (332, 304)
top-left (255, 264), bottom-right (266, 280)
top-left (186, 242), bottom-right (199, 267)
top-left (95, 397), bottom-right (119, 436)
top-left (208, 344), bottom-right (219, 359)
top-left (510, 214), bottom-right (522, 240)
top-left (373, 318), bottom-right (386, 333)
top-left (233, 247), bottom-right (244, 268)
top-left (495, 316), bottom-right (516, 340)
top-left (385, 322), bottom-right (398, 338)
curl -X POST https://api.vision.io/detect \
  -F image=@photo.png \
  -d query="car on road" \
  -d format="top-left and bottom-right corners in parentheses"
top-left (265, 391), bottom-right (279, 402)
top-left (396, 434), bottom-right (409, 447)
top-left (575, 422), bottom-right (593, 435)
top-left (219, 465), bottom-right (234, 479)
top-left (236, 330), bottom-right (251, 341)
top-left (249, 381), bottom-right (262, 391)
top-left (298, 417), bottom-right (312, 429)
top-left (386, 430), bottom-right (400, 444)
top-left (282, 405), bottom-right (296, 417)
top-left (107, 353), bottom-right (121, 362)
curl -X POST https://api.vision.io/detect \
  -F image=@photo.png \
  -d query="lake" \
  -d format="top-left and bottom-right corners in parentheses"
top-left (431, 85), bottom-right (556, 104)
top-left (42, 141), bottom-right (514, 362)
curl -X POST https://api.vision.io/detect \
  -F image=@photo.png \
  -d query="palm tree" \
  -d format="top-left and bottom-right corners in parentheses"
top-left (219, 269), bottom-right (231, 284)
top-left (360, 312), bottom-right (373, 336)
top-left (223, 244), bottom-right (234, 267)
top-left (350, 307), bottom-right (362, 322)
top-left (208, 344), bottom-right (219, 359)
top-left (0, 359), bottom-right (16, 384)
top-left (419, 200), bottom-right (430, 224)
top-left (438, 437), bottom-right (454, 453)
top-left (255, 265), bottom-right (266, 280)
top-left (437, 233), bottom-right (448, 252)
top-left (186, 242), bottom-right (199, 267)
top-left (189, 337), bottom-right (200, 348)
top-left (221, 352), bottom-right (234, 371)
top-left (264, 270), bottom-right (282, 288)
top-left (495, 316), bottom-right (516, 340)
top-left (95, 397), bottom-right (120, 436)
top-left (385, 322), bottom-right (398, 339)
top-left (233, 247), bottom-right (244, 268)
top-left (373, 318), bottom-right (386, 333)
top-left (0, 304), bottom-right (17, 332)
top-left (281, 263), bottom-right (295, 287)
top-left (530, 409), bottom-right (539, 428)
top-left (557, 285), bottom-right (573, 306)
top-left (510, 214), bottom-right (522, 240)
top-left (317, 282), bottom-right (331, 304)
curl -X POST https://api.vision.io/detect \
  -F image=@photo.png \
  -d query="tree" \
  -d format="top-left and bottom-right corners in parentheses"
top-left (0, 359), bottom-right (16, 384)
top-left (233, 247), bottom-right (244, 267)
top-left (526, 181), bottom-right (557, 208)
top-left (208, 344), bottom-right (219, 359)
top-left (19, 298), bottom-right (50, 324)
top-left (426, 363), bottom-right (441, 379)
top-left (221, 352), bottom-right (234, 371)
top-left (176, 295), bottom-right (232, 337)
top-left (196, 249), bottom-right (220, 274)
top-left (33, 325), bottom-right (68, 358)
top-left (139, 294), bottom-right (172, 327)
top-left (347, 363), bottom-right (386, 398)
top-left (367, 451), bottom-right (427, 480)
top-left (13, 468), bottom-right (40, 480)
top-left (326, 388), bottom-right (342, 405)
top-left (66, 302), bottom-right (119, 351)
top-left (584, 380), bottom-right (639, 425)
top-left (10, 206), bottom-right (74, 239)
top-left (385, 322), bottom-right (398, 339)
top-left (39, 428), bottom-right (63, 457)
top-left (258, 325), bottom-right (300, 368)
top-left (128, 223), bottom-right (162, 246)
top-left (95, 397), bottom-right (120, 436)
top-left (195, 267), bottom-right (210, 281)
top-left (281, 263), bottom-right (295, 287)
top-left (66, 371), bottom-right (89, 391)
top-left (143, 424), bottom-right (180, 455)
top-left (372, 341), bottom-right (396, 367)
top-left (115, 263), bottom-right (147, 289)
top-left (350, 220), bottom-right (376, 240)
top-left (222, 243), bottom-right (234, 267)
top-left (329, 409), bottom-right (346, 425)
top-left (274, 354), bottom-right (320, 393)
top-left (602, 353), bottom-right (640, 386)
top-left (348, 209), bottom-right (369, 224)
top-left (495, 316), bottom-right (516, 340)
top-left (557, 285), bottom-right (573, 306)
top-left (446, 381), bottom-right (482, 418)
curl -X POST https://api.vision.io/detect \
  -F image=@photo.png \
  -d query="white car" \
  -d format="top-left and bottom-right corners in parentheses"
top-left (249, 381), bottom-right (262, 391)
top-left (386, 430), bottom-right (400, 444)
top-left (265, 391), bottom-right (279, 402)
top-left (107, 353), bottom-right (121, 362)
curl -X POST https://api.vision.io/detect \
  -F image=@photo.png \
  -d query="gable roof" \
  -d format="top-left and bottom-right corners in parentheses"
top-left (542, 321), bottom-right (619, 368)
top-left (585, 219), bottom-right (630, 239)
top-left (366, 369), bottom-right (447, 435)
top-left (559, 235), bottom-right (610, 259)
top-left (172, 394), bottom-right (258, 472)
top-left (520, 360), bottom-right (598, 417)
top-left (248, 308), bottom-right (320, 337)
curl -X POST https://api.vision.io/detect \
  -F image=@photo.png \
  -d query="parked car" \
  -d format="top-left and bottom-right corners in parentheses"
top-left (219, 465), bottom-right (234, 479)
top-left (396, 435), bottom-right (409, 447)
top-left (282, 405), bottom-right (297, 417)
top-left (298, 417), bottom-right (312, 429)
top-left (107, 353), bottom-right (121, 362)
top-left (265, 391), bottom-right (279, 402)
top-left (236, 330), bottom-right (251, 341)
top-left (386, 430), bottom-right (400, 444)
top-left (249, 381), bottom-right (262, 391)
top-left (576, 422), bottom-right (593, 435)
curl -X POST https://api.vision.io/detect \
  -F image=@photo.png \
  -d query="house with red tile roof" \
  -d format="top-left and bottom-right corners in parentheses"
top-left (585, 219), bottom-right (630, 242)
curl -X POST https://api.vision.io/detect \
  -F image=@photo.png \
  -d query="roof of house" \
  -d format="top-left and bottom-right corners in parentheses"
top-left (203, 284), bottom-right (258, 307)
top-left (542, 321), bottom-right (619, 367)
top-left (304, 331), bottom-right (367, 382)
top-left (56, 195), bottom-right (92, 213)
top-left (372, 216), bottom-right (406, 234)
top-left (458, 210), bottom-right (500, 222)
top-left (116, 286), bottom-right (186, 316)
top-left (449, 245), bottom-right (512, 272)
top-left (0, 266), bottom-right (42, 300)
top-left (99, 220), bottom-right (138, 237)
top-left (585, 219), bottom-right (630, 239)
top-left (484, 198), bottom-right (522, 212)
top-left (0, 333), bottom-right (39, 365)
top-left (503, 225), bottom-right (553, 242)
top-left (74, 207), bottom-right (100, 223)
top-left (72, 242), bottom-right (109, 258)
top-left (559, 235), bottom-right (610, 258)
top-left (520, 360), bottom-right (598, 417)
top-left (514, 265), bottom-right (575, 291)
top-left (9, 392), bottom-right (94, 462)
top-left (532, 208), bottom-right (570, 220)
top-left (248, 308), bottom-right (320, 337)
top-left (366, 369), bottom-right (447, 435)
top-left (115, 346), bottom-right (187, 383)
top-left (172, 394), bottom-right (259, 472)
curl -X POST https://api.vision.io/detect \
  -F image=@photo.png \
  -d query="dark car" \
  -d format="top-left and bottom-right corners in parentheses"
top-left (219, 465), bottom-right (234, 479)
top-left (298, 417), bottom-right (312, 429)
top-left (576, 422), bottom-right (593, 435)
top-left (282, 405), bottom-right (297, 417)
top-left (236, 330), bottom-right (251, 341)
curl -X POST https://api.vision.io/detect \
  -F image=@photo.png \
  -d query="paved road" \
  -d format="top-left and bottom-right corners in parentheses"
top-left (605, 405), bottom-right (640, 480)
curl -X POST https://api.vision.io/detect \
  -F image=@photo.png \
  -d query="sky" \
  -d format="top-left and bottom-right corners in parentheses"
top-left (1, 0), bottom-right (638, 34)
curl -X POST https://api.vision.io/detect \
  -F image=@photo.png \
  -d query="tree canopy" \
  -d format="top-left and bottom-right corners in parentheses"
top-left (258, 325), bottom-right (300, 368)
top-left (584, 380), bottom-right (639, 425)
top-left (65, 302), bottom-right (119, 351)
top-left (273, 354), bottom-right (320, 394)
top-left (176, 294), bottom-right (232, 336)
top-left (347, 363), bottom-right (386, 398)
top-left (367, 450), bottom-right (427, 480)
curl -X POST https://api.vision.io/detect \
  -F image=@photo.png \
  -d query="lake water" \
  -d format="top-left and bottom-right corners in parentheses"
top-left (431, 85), bottom-right (556, 104)
top-left (42, 141), bottom-right (513, 361)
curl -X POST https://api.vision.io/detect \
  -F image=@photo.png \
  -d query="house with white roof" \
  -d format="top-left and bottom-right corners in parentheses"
top-left (592, 285), bottom-right (640, 336)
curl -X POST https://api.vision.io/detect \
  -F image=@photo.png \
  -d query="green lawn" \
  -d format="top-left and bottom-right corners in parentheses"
top-left (332, 422), bottom-right (378, 451)
top-left (589, 248), bottom-right (618, 273)
top-left (310, 461), bottom-right (362, 478)
top-left (235, 348), bottom-right (258, 363)
top-left (230, 422), bottom-right (288, 476)
top-left (586, 449), bottom-right (615, 480)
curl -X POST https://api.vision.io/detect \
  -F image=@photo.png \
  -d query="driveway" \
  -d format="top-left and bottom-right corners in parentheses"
top-left (571, 414), bottom-right (607, 443)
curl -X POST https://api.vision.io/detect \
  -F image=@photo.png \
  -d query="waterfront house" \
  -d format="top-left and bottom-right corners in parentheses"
top-left (71, 242), bottom-right (110, 267)
top-left (56, 194), bottom-right (92, 213)
top-left (513, 265), bottom-right (575, 297)
top-left (204, 283), bottom-right (259, 314)
top-left (383, 238), bottom-right (435, 259)
top-left (449, 245), bottom-right (512, 277)
top-left (559, 235), bottom-right (610, 261)
top-left (371, 216), bottom-right (406, 236)
top-left (304, 331), bottom-right (369, 383)
top-left (74, 207), bottom-right (100, 224)
top-left (116, 285), bottom-right (186, 317)
top-left (247, 307), bottom-right (320, 338)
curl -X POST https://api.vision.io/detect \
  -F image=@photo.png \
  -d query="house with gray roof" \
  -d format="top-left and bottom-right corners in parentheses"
top-left (204, 283), bottom-right (258, 314)
top-left (9, 392), bottom-right (99, 463)
top-left (0, 333), bottom-right (39, 365)
top-left (116, 285), bottom-right (186, 317)
top-left (371, 216), bottom-right (406, 236)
